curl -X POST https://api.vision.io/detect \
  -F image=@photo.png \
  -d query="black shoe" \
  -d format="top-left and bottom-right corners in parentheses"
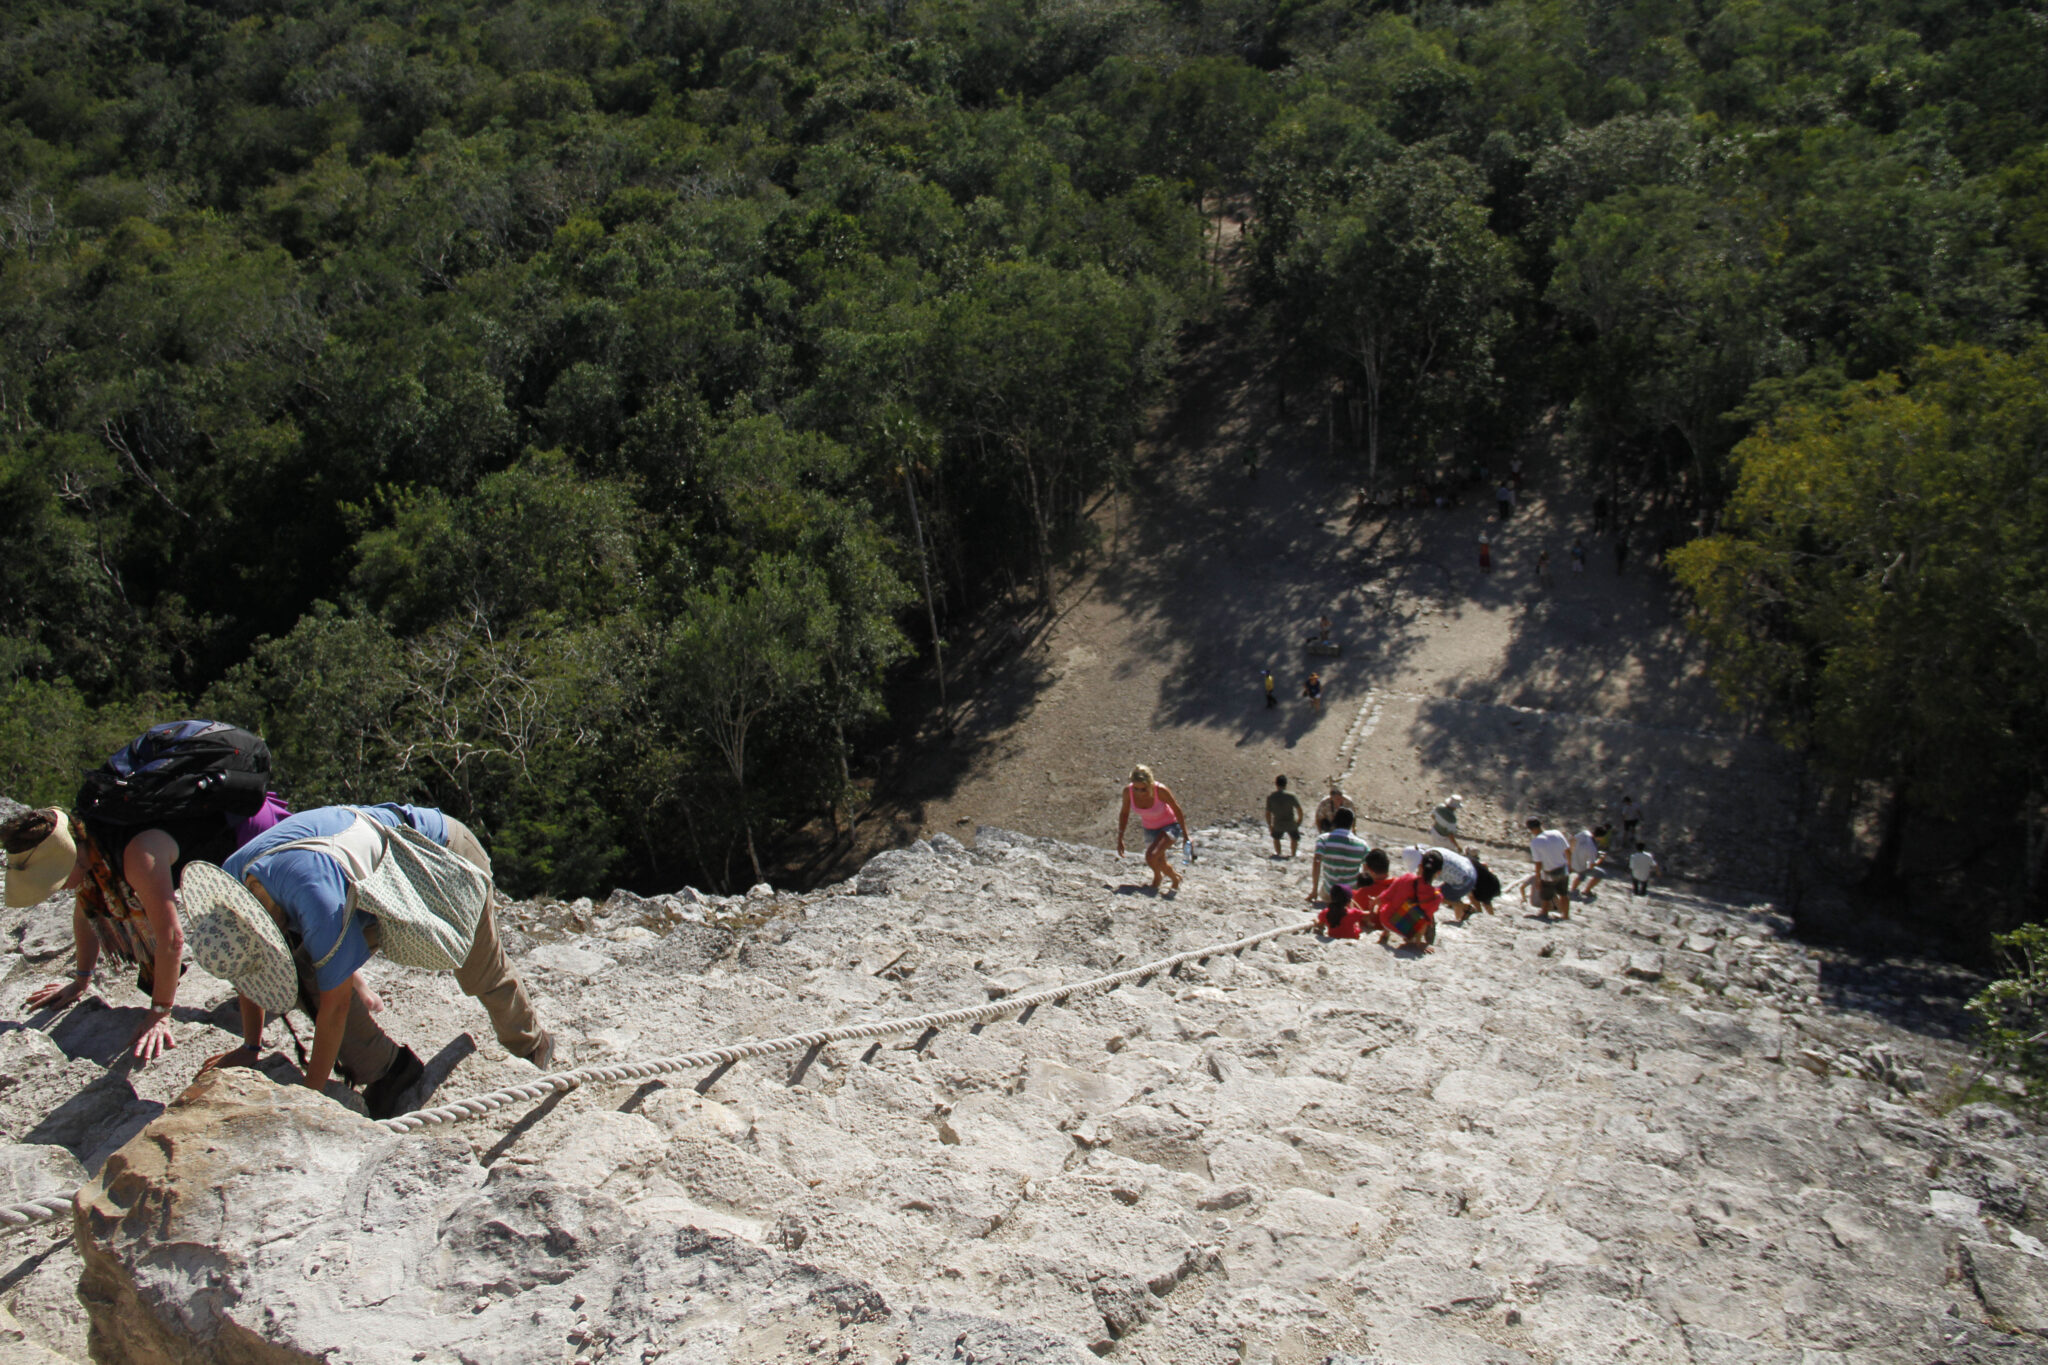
top-left (363, 1045), bottom-right (425, 1121)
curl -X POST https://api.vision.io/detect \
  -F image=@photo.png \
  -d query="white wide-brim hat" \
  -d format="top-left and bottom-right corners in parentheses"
top-left (179, 862), bottom-right (298, 1014)
top-left (4, 810), bottom-right (76, 908)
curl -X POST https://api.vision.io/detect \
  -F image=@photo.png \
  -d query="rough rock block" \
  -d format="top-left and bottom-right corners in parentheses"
top-left (74, 1069), bottom-right (1096, 1364)
top-left (1961, 1239), bottom-right (2048, 1335)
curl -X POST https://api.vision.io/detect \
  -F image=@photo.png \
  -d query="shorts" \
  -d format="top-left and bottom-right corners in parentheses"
top-left (1272, 821), bottom-right (1301, 839)
top-left (1439, 866), bottom-right (1476, 900)
top-left (1146, 823), bottom-right (1183, 850)
top-left (1540, 868), bottom-right (1570, 899)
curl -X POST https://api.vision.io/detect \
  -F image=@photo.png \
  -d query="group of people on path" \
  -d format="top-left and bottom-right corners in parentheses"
top-left (3, 719), bottom-right (554, 1122)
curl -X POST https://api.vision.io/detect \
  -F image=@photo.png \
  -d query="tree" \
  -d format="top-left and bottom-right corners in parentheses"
top-left (923, 259), bottom-right (1170, 603)
top-left (1669, 341), bottom-right (2048, 922)
top-left (662, 556), bottom-right (835, 886)
top-left (1275, 148), bottom-right (1514, 485)
top-left (1548, 185), bottom-right (1790, 493)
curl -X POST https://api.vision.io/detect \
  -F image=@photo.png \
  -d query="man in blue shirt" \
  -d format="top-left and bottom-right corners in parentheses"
top-left (195, 804), bottom-right (552, 1118)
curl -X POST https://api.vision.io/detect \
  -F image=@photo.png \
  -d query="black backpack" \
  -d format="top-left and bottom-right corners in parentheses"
top-left (76, 720), bottom-right (272, 828)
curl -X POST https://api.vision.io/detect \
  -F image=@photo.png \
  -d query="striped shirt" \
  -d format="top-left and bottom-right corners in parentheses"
top-left (1314, 828), bottom-right (1371, 897)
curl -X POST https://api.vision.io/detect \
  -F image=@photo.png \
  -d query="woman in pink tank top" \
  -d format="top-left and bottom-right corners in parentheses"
top-left (1116, 764), bottom-right (1189, 895)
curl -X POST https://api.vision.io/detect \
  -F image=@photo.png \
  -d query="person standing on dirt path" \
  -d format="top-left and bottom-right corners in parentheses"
top-left (1314, 784), bottom-right (1353, 835)
top-left (1538, 548), bottom-right (1553, 588)
top-left (1432, 794), bottom-right (1465, 852)
top-left (1527, 818), bottom-right (1571, 920)
top-left (1117, 765), bottom-right (1187, 896)
top-left (1619, 794), bottom-right (1642, 844)
top-left (1571, 537), bottom-right (1587, 573)
top-left (1263, 669), bottom-right (1277, 710)
top-left (1496, 480), bottom-right (1514, 521)
top-left (1478, 533), bottom-right (1492, 574)
top-left (1509, 455), bottom-right (1525, 491)
top-left (1303, 671), bottom-right (1324, 712)
top-left (1265, 776), bottom-right (1303, 858)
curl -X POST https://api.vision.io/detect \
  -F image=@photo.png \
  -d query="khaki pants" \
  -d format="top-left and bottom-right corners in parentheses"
top-left (289, 815), bottom-right (543, 1085)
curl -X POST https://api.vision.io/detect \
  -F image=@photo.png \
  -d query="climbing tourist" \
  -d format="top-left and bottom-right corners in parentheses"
top-left (5, 720), bottom-right (285, 1061)
top-left (1322, 847), bottom-right (1392, 937)
top-left (1309, 808), bottom-right (1370, 905)
top-left (1496, 479), bottom-right (1514, 521)
top-left (1526, 818), bottom-right (1572, 920)
top-left (1630, 842), bottom-right (1659, 896)
top-left (1302, 670), bottom-right (1324, 712)
top-left (1310, 810), bottom-right (1376, 908)
top-left (1619, 794), bottom-right (1641, 843)
top-left (1570, 826), bottom-right (1603, 897)
top-left (1372, 850), bottom-right (1444, 952)
top-left (1265, 776), bottom-right (1303, 858)
top-left (1263, 669), bottom-right (1277, 710)
top-left (1313, 783), bottom-right (1353, 835)
top-left (1401, 844), bottom-right (1481, 923)
top-left (1478, 533), bottom-right (1492, 573)
top-left (1431, 794), bottom-right (1465, 851)
top-left (185, 803), bottom-right (554, 1120)
top-left (1571, 536), bottom-right (1587, 573)
top-left (1116, 766), bottom-right (1188, 896)
top-left (1469, 853), bottom-right (1504, 917)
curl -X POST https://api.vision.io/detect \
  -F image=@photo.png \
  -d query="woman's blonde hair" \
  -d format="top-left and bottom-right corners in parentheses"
top-left (1130, 765), bottom-right (1154, 786)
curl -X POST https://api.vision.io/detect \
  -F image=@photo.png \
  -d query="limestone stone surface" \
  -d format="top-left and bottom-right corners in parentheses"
top-left (2, 822), bottom-right (2045, 1363)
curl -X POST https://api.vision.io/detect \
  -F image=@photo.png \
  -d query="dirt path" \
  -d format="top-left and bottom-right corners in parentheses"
top-left (914, 298), bottom-right (1800, 895)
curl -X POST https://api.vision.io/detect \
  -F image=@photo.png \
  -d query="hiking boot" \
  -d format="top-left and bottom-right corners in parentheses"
top-left (522, 1028), bottom-right (555, 1072)
top-left (362, 1045), bottom-right (425, 1121)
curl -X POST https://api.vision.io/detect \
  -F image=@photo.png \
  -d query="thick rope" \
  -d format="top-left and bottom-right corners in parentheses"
top-left (0, 915), bottom-right (1317, 1232)
top-left (0, 1194), bottom-right (72, 1230)
top-left (378, 917), bottom-right (1315, 1131)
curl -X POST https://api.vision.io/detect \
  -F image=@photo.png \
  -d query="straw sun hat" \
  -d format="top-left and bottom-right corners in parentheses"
top-left (178, 862), bottom-right (298, 1014)
top-left (3, 809), bottom-right (77, 909)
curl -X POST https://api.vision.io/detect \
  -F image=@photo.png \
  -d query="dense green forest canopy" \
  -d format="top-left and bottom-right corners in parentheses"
top-left (1, 0), bottom-right (2043, 905)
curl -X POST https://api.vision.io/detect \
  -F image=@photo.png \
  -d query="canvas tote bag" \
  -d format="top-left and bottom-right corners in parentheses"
top-left (265, 813), bottom-right (490, 971)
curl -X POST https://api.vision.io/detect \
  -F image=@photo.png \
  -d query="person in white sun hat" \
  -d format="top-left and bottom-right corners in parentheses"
top-left (1431, 794), bottom-right (1465, 852)
top-left (185, 803), bottom-right (553, 1120)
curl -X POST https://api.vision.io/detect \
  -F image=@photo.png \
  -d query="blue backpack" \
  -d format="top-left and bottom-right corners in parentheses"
top-left (76, 720), bottom-right (272, 827)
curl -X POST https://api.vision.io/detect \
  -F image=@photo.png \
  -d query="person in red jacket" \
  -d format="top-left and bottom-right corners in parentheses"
top-left (1372, 850), bottom-right (1445, 952)
top-left (1321, 849), bottom-right (1392, 937)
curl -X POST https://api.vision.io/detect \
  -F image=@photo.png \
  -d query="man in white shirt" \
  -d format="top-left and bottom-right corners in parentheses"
top-left (1569, 826), bottom-right (1603, 896)
top-left (1630, 843), bottom-right (1658, 896)
top-left (1526, 818), bottom-right (1571, 920)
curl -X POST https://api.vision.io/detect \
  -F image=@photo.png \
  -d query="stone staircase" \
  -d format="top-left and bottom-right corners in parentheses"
top-left (5, 824), bottom-right (2047, 1363)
